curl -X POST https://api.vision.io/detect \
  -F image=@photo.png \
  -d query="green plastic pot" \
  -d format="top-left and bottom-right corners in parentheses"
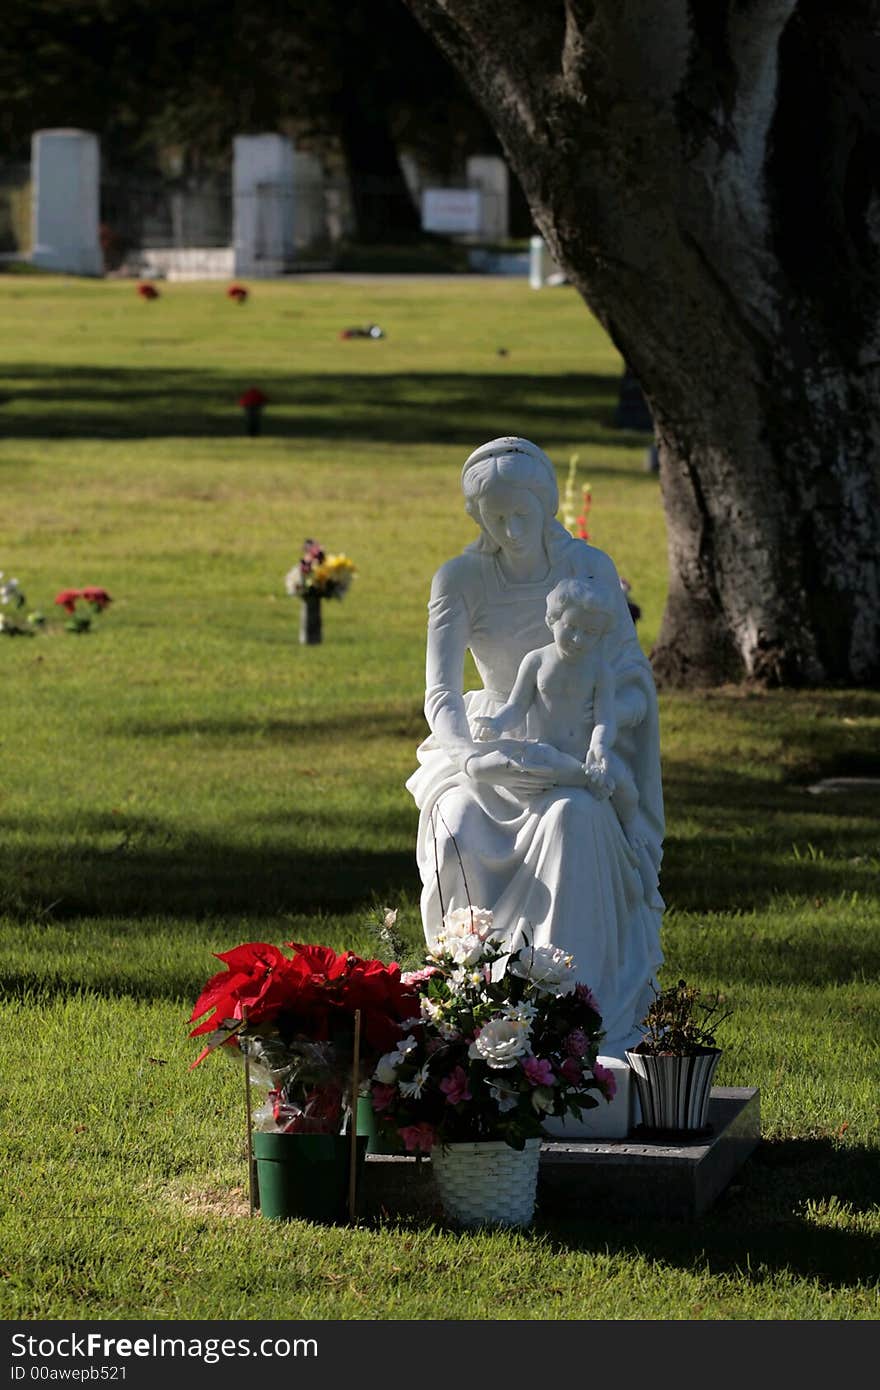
top-left (253, 1131), bottom-right (367, 1223)
top-left (356, 1094), bottom-right (402, 1155)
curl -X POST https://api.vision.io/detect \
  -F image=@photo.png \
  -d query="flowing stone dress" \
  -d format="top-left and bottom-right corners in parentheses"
top-left (406, 524), bottom-right (664, 1051)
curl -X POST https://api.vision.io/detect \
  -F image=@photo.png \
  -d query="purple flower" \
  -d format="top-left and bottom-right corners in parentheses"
top-left (522, 1056), bottom-right (555, 1086)
top-left (575, 983), bottom-right (600, 1011)
top-left (564, 1028), bottom-right (590, 1058)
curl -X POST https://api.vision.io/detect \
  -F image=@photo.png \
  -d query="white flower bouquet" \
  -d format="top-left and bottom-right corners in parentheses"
top-left (368, 908), bottom-right (616, 1153)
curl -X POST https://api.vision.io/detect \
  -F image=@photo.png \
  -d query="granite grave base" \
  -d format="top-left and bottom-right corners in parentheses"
top-left (359, 1086), bottom-right (760, 1224)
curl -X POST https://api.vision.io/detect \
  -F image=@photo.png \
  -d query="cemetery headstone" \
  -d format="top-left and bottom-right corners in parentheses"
top-left (233, 134), bottom-right (295, 278)
top-left (31, 129), bottom-right (102, 276)
top-left (466, 155), bottom-right (510, 242)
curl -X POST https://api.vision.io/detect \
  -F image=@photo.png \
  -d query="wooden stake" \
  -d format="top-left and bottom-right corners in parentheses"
top-left (241, 1007), bottom-right (256, 1218)
top-left (348, 1008), bottom-right (362, 1223)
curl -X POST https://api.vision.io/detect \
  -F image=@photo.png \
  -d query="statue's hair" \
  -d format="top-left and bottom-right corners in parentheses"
top-left (545, 578), bottom-right (616, 634)
top-left (461, 437), bottom-right (558, 529)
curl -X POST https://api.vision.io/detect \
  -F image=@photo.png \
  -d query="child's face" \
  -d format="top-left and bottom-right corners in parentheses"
top-left (550, 605), bottom-right (603, 658)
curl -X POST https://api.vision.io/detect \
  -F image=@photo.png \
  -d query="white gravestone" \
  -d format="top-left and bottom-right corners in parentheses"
top-left (233, 134), bottom-right (295, 277)
top-left (466, 155), bottom-right (509, 241)
top-left (31, 129), bottom-right (102, 276)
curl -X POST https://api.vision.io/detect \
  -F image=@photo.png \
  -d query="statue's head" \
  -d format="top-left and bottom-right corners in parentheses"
top-left (461, 438), bottom-right (559, 551)
top-left (545, 578), bottom-right (616, 636)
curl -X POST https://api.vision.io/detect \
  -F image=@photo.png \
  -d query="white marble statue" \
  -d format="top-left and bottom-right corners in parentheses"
top-left (406, 437), bottom-right (664, 1052)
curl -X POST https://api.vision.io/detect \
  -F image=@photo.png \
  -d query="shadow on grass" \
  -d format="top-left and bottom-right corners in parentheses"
top-left (113, 706), bottom-right (428, 743)
top-left (661, 759), bottom-right (879, 918)
top-left (538, 1137), bottom-right (880, 1290)
top-left (0, 364), bottom-right (649, 449)
top-left (1, 836), bottom-right (416, 923)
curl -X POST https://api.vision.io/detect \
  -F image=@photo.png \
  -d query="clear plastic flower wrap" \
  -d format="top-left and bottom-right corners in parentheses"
top-left (241, 1035), bottom-right (353, 1135)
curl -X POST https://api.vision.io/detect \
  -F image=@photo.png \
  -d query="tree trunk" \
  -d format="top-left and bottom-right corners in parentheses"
top-left (403, 0), bottom-right (880, 686)
top-left (337, 58), bottom-right (422, 244)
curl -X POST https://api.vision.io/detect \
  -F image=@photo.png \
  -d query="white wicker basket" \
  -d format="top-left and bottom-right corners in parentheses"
top-left (430, 1138), bottom-right (542, 1228)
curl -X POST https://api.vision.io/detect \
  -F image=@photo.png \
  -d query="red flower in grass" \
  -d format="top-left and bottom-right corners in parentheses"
top-left (54, 588), bottom-right (81, 614)
top-left (227, 284), bottom-right (248, 303)
top-left (238, 386), bottom-right (267, 408)
top-left (81, 586), bottom-right (112, 611)
top-left (137, 282), bottom-right (159, 301)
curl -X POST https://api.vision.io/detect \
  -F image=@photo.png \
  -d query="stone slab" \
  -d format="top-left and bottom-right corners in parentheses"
top-left (359, 1086), bottom-right (760, 1224)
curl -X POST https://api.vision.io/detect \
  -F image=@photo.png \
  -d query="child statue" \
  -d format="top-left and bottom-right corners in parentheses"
top-left (472, 578), bottom-right (647, 845)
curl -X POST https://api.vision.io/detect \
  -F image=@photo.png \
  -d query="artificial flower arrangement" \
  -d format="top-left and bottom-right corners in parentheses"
top-left (1, 573), bottom-right (111, 636)
top-left (0, 572), bottom-right (37, 636)
top-left (285, 539), bottom-right (356, 601)
top-left (369, 907), bottom-right (616, 1153)
top-left (189, 941), bottom-right (420, 1135)
top-left (54, 586), bottom-right (113, 633)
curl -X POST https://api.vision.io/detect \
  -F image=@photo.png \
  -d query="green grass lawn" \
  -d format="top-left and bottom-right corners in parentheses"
top-left (1, 274), bottom-right (877, 1321)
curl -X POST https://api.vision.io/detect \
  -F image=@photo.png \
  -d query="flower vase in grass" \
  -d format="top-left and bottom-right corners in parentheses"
top-left (238, 386), bottom-right (267, 435)
top-left (189, 942), bottom-right (420, 1221)
top-left (54, 586), bottom-right (112, 634)
top-left (284, 539), bottom-right (356, 645)
top-left (0, 572), bottom-right (43, 637)
top-left (368, 908), bottom-right (615, 1226)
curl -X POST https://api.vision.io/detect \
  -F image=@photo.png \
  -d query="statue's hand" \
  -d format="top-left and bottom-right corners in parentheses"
top-left (585, 748), bottom-right (615, 799)
top-left (471, 715), bottom-right (502, 742)
top-left (464, 746), bottom-right (559, 797)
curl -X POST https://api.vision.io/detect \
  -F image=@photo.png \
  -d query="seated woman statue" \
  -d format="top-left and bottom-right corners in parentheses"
top-left (406, 436), bottom-right (664, 1051)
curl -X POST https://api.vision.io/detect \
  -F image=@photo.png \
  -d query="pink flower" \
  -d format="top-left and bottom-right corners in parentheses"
top-left (398, 1123), bottom-right (435, 1153)
top-left (559, 1057), bottom-right (582, 1085)
top-left (522, 1056), bottom-right (555, 1086)
top-left (370, 1083), bottom-right (397, 1113)
top-left (593, 1061), bottom-right (617, 1100)
top-left (565, 1028), bottom-right (590, 1058)
top-left (439, 1065), bottom-right (471, 1105)
top-left (401, 966), bottom-right (438, 986)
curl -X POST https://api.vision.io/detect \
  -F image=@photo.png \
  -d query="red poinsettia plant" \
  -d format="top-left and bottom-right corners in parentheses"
top-left (227, 284), bottom-right (248, 303)
top-left (137, 282), bottom-right (159, 301)
top-left (189, 942), bottom-right (420, 1136)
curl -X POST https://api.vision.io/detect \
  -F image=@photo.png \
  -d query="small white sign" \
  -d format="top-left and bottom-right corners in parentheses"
top-left (421, 188), bottom-right (481, 234)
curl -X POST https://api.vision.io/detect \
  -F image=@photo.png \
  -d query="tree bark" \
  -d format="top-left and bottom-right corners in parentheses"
top-left (403, 0), bottom-right (880, 686)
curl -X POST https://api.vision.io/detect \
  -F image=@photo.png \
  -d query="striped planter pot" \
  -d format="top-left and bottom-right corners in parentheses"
top-left (430, 1138), bottom-right (542, 1228)
top-left (625, 1048), bottom-right (721, 1134)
